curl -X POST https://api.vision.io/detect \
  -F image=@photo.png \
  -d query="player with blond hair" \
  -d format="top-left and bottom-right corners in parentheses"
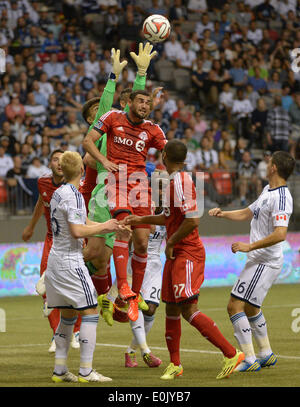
top-left (44, 151), bottom-right (122, 383)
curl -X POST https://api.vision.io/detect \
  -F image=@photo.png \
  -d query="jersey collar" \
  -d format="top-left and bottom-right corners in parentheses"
top-left (268, 185), bottom-right (287, 191)
top-left (126, 113), bottom-right (144, 126)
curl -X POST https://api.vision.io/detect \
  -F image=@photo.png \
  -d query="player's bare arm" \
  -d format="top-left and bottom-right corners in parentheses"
top-left (209, 207), bottom-right (253, 221)
top-left (232, 226), bottom-right (288, 254)
top-left (22, 194), bottom-right (44, 241)
top-left (82, 128), bottom-right (118, 172)
top-left (83, 153), bottom-right (97, 170)
top-left (165, 217), bottom-right (200, 260)
top-left (69, 218), bottom-right (121, 239)
top-left (124, 214), bottom-right (166, 226)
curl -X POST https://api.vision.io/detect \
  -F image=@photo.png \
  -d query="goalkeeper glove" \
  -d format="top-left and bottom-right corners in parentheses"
top-left (111, 48), bottom-right (127, 81)
top-left (130, 42), bottom-right (158, 77)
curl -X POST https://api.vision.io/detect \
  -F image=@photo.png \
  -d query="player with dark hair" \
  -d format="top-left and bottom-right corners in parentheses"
top-left (125, 139), bottom-right (244, 380)
top-left (22, 149), bottom-right (81, 352)
top-left (83, 87), bottom-right (167, 322)
top-left (209, 151), bottom-right (295, 372)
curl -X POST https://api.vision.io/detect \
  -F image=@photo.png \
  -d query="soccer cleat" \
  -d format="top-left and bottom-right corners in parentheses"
top-left (233, 359), bottom-right (261, 372)
top-left (119, 282), bottom-right (136, 301)
top-left (127, 297), bottom-right (139, 321)
top-left (48, 337), bottom-right (56, 353)
top-left (125, 352), bottom-right (138, 368)
top-left (258, 353), bottom-right (277, 368)
top-left (98, 294), bottom-right (114, 326)
top-left (160, 363), bottom-right (183, 380)
top-left (52, 371), bottom-right (78, 383)
top-left (138, 294), bottom-right (149, 312)
top-left (143, 352), bottom-right (162, 368)
top-left (36, 273), bottom-right (46, 296)
top-left (71, 332), bottom-right (80, 349)
top-left (216, 349), bottom-right (245, 379)
top-left (78, 369), bottom-right (112, 383)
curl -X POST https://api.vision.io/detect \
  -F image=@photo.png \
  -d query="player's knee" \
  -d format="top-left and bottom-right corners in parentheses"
top-left (143, 303), bottom-right (157, 317)
top-left (133, 240), bottom-right (148, 254)
top-left (227, 296), bottom-right (244, 316)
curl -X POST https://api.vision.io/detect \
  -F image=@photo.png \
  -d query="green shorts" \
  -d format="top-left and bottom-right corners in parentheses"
top-left (88, 183), bottom-right (115, 250)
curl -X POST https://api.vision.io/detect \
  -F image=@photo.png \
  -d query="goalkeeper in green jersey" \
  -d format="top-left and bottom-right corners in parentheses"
top-left (79, 43), bottom-right (157, 306)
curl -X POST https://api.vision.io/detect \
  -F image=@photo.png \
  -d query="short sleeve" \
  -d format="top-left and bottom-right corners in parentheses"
top-left (271, 188), bottom-right (293, 228)
top-left (65, 193), bottom-right (86, 225)
top-left (174, 172), bottom-right (199, 218)
top-left (150, 124), bottom-right (167, 151)
top-left (92, 110), bottom-right (115, 135)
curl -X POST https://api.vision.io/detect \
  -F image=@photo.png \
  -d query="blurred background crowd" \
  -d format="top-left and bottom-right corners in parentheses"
top-left (0, 0), bottom-right (300, 215)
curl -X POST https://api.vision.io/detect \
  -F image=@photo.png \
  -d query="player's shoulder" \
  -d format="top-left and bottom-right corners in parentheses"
top-left (38, 173), bottom-right (52, 185)
top-left (100, 109), bottom-right (124, 120)
top-left (143, 119), bottom-right (165, 133)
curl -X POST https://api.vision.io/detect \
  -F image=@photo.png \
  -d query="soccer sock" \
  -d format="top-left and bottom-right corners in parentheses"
top-left (113, 240), bottom-right (129, 289)
top-left (130, 310), bottom-right (151, 356)
top-left (79, 314), bottom-right (99, 376)
top-left (248, 311), bottom-right (272, 358)
top-left (165, 316), bottom-right (181, 366)
top-left (74, 314), bottom-right (81, 333)
top-left (230, 312), bottom-right (256, 364)
top-left (91, 273), bottom-right (110, 295)
top-left (48, 308), bottom-right (61, 335)
top-left (107, 261), bottom-right (112, 290)
top-left (144, 313), bottom-right (155, 336)
top-left (189, 311), bottom-right (236, 359)
top-left (131, 251), bottom-right (148, 295)
top-left (54, 316), bottom-right (77, 375)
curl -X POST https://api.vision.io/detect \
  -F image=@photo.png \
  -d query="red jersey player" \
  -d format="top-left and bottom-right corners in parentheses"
top-left (22, 149), bottom-right (81, 352)
top-left (124, 139), bottom-right (245, 380)
top-left (83, 90), bottom-right (167, 321)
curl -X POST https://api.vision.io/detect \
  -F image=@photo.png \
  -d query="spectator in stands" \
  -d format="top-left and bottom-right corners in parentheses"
top-left (41, 29), bottom-right (61, 54)
top-left (256, 0), bottom-right (276, 26)
top-left (210, 20), bottom-right (223, 47)
top-left (266, 95), bottom-right (291, 152)
top-left (238, 150), bottom-right (259, 206)
top-left (64, 111), bottom-right (87, 147)
top-left (229, 58), bottom-right (247, 87)
top-left (176, 40), bottom-right (197, 70)
top-left (201, 28), bottom-right (218, 56)
top-left (0, 144), bottom-right (14, 178)
top-left (248, 66), bottom-right (268, 95)
top-left (5, 93), bottom-right (26, 122)
top-left (247, 20), bottom-right (263, 46)
top-left (0, 121), bottom-right (17, 156)
top-left (24, 92), bottom-right (47, 128)
top-left (119, 12), bottom-right (140, 58)
top-left (281, 83), bottom-right (293, 112)
top-left (169, 0), bottom-right (188, 23)
top-left (23, 25), bottom-right (44, 50)
top-left (267, 71), bottom-right (282, 96)
top-left (219, 139), bottom-right (235, 170)
top-left (232, 87), bottom-right (254, 140)
top-left (39, 143), bottom-right (51, 167)
top-left (191, 59), bottom-right (207, 107)
top-left (219, 81), bottom-right (233, 122)
top-left (84, 50), bottom-right (100, 78)
top-left (257, 150), bottom-right (272, 188)
top-left (44, 112), bottom-right (67, 147)
top-left (250, 97), bottom-right (268, 148)
top-left (43, 53), bottom-right (65, 79)
top-left (38, 72), bottom-right (54, 101)
top-left (187, 0), bottom-right (207, 14)
top-left (164, 32), bottom-right (183, 63)
top-left (195, 12), bottom-right (214, 39)
top-left (26, 156), bottom-right (50, 178)
top-left (196, 135), bottom-right (219, 172)
top-left (32, 80), bottom-right (48, 109)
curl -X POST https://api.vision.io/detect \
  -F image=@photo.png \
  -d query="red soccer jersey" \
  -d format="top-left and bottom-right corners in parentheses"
top-left (38, 175), bottom-right (64, 238)
top-left (79, 166), bottom-right (97, 195)
top-left (163, 171), bottom-right (204, 261)
top-left (93, 110), bottom-right (167, 176)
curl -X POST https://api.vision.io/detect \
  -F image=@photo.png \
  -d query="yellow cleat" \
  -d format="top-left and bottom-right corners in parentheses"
top-left (138, 294), bottom-right (149, 311)
top-left (216, 349), bottom-right (245, 379)
top-left (98, 294), bottom-right (114, 326)
top-left (160, 363), bottom-right (183, 380)
top-left (52, 371), bottom-right (78, 383)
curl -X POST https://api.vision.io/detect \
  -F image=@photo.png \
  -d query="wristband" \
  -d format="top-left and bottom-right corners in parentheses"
top-left (109, 72), bottom-right (117, 81)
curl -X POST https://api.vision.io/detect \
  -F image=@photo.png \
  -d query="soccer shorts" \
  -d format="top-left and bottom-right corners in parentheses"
top-left (161, 254), bottom-right (205, 304)
top-left (231, 260), bottom-right (282, 308)
top-left (88, 183), bottom-right (115, 250)
top-left (140, 256), bottom-right (162, 306)
top-left (106, 183), bottom-right (152, 229)
top-left (45, 252), bottom-right (98, 310)
top-left (40, 233), bottom-right (52, 276)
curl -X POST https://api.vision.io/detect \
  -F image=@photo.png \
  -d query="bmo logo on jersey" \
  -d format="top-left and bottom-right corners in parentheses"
top-left (113, 136), bottom-right (145, 152)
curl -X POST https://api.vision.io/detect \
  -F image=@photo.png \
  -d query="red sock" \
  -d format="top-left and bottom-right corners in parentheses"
top-left (74, 314), bottom-right (81, 332)
top-left (107, 261), bottom-right (112, 290)
top-left (91, 273), bottom-right (110, 295)
top-left (165, 316), bottom-right (181, 366)
top-left (131, 251), bottom-right (148, 294)
top-left (189, 311), bottom-right (236, 358)
top-left (113, 240), bottom-right (129, 289)
top-left (48, 308), bottom-right (61, 335)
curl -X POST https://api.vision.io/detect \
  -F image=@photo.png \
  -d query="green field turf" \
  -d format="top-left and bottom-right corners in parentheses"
top-left (0, 284), bottom-right (300, 388)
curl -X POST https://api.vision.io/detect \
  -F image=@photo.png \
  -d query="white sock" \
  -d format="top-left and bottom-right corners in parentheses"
top-left (130, 310), bottom-right (151, 356)
top-left (79, 314), bottom-right (99, 376)
top-left (144, 313), bottom-right (155, 336)
top-left (54, 316), bottom-right (77, 375)
top-left (248, 310), bottom-right (272, 358)
top-left (230, 312), bottom-right (256, 364)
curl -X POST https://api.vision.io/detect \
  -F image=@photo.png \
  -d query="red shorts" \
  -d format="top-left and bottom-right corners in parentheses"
top-left (40, 234), bottom-right (52, 276)
top-left (162, 253), bottom-right (205, 304)
top-left (106, 183), bottom-right (152, 229)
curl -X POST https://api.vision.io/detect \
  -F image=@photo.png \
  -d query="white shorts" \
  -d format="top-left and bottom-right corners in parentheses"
top-left (231, 260), bottom-right (282, 308)
top-left (45, 252), bottom-right (98, 310)
top-left (140, 257), bottom-right (162, 306)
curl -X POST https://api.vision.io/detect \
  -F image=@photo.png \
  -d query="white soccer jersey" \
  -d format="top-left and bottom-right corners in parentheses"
top-left (50, 183), bottom-right (87, 255)
top-left (248, 184), bottom-right (293, 267)
top-left (147, 225), bottom-right (167, 259)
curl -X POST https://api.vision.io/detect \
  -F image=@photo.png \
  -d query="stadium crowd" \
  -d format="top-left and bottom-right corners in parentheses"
top-left (0, 0), bottom-right (300, 213)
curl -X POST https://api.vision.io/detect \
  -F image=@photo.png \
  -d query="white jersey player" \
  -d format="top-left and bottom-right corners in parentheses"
top-left (209, 151), bottom-right (295, 373)
top-left (44, 151), bottom-right (121, 384)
